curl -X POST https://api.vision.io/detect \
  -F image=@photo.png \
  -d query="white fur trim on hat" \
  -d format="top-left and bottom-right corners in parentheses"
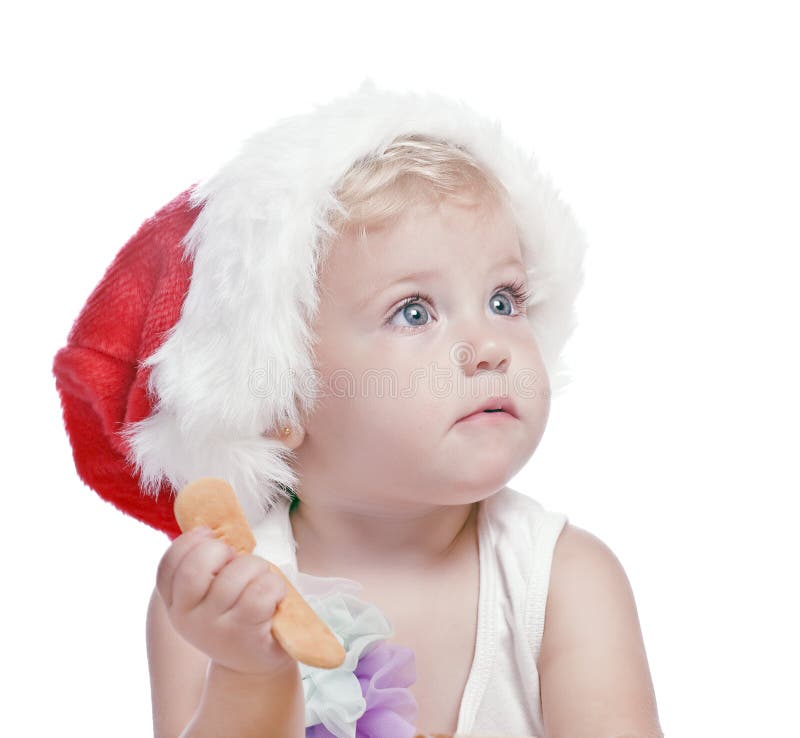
top-left (123, 78), bottom-right (588, 525)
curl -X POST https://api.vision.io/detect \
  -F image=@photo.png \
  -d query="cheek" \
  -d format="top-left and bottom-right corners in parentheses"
top-left (357, 398), bottom-right (446, 481)
top-left (310, 383), bottom-right (432, 447)
top-left (514, 333), bottom-right (549, 392)
top-left (358, 393), bottom-right (436, 444)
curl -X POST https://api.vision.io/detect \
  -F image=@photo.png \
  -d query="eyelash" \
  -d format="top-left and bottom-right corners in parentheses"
top-left (386, 278), bottom-right (533, 330)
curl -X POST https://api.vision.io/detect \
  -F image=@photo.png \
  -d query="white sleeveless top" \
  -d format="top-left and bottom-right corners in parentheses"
top-left (251, 486), bottom-right (568, 737)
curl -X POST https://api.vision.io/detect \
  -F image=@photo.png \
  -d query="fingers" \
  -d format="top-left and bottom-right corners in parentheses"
top-left (156, 527), bottom-right (211, 607)
top-left (204, 554), bottom-right (282, 615)
top-left (227, 568), bottom-right (287, 625)
top-left (156, 528), bottom-right (236, 610)
top-left (156, 531), bottom-right (286, 626)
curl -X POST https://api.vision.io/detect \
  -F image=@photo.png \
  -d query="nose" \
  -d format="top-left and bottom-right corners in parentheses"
top-left (451, 331), bottom-right (511, 377)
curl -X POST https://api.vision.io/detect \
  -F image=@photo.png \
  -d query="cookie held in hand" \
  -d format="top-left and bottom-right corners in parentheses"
top-left (174, 477), bottom-right (346, 670)
top-left (174, 477), bottom-right (257, 554)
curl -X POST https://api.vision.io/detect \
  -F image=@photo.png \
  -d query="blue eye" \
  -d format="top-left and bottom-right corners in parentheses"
top-left (493, 279), bottom-right (532, 316)
top-left (386, 280), bottom-right (532, 331)
top-left (490, 292), bottom-right (514, 315)
top-left (388, 293), bottom-right (433, 330)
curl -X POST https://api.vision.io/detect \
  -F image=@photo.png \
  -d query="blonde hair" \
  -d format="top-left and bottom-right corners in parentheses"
top-left (326, 133), bottom-right (510, 241)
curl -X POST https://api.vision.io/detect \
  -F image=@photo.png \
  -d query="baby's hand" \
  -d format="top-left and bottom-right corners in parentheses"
top-left (156, 527), bottom-right (296, 676)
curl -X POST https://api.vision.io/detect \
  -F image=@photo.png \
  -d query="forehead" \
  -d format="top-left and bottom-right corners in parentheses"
top-left (320, 195), bottom-right (523, 295)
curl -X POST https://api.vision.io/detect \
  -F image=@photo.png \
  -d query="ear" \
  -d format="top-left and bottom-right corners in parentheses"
top-left (264, 425), bottom-right (307, 451)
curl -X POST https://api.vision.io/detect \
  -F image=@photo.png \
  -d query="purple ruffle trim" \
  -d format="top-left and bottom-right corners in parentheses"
top-left (307, 642), bottom-right (418, 738)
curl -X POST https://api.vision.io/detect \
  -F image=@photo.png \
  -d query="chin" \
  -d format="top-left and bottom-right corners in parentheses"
top-left (450, 470), bottom-right (515, 503)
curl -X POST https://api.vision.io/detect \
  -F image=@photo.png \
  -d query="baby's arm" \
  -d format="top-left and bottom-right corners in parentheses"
top-left (538, 524), bottom-right (664, 738)
top-left (146, 586), bottom-right (207, 736)
top-left (146, 527), bottom-right (305, 738)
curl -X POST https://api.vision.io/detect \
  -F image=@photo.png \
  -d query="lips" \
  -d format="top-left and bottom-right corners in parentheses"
top-left (456, 396), bottom-right (518, 423)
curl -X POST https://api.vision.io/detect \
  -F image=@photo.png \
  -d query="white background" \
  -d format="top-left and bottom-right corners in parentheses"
top-left (4, 1), bottom-right (798, 736)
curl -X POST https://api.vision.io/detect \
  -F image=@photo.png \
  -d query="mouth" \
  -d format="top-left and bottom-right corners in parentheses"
top-left (455, 397), bottom-right (519, 424)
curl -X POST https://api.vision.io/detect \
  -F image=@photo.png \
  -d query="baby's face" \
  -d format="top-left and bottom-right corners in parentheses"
top-left (292, 193), bottom-right (550, 511)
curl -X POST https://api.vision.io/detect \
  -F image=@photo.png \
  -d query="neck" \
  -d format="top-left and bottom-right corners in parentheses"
top-left (289, 495), bottom-right (479, 575)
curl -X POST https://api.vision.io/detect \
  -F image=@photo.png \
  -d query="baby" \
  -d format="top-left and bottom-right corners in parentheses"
top-left (54, 81), bottom-right (663, 738)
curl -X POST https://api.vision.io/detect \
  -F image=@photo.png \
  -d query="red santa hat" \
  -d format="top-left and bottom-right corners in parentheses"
top-left (52, 78), bottom-right (588, 539)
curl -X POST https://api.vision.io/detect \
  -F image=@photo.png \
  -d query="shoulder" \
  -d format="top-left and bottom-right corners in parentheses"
top-left (550, 522), bottom-right (626, 584)
top-left (538, 524), bottom-right (664, 737)
top-left (543, 523), bottom-right (639, 655)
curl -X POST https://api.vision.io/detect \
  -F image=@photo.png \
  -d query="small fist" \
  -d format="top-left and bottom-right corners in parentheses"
top-left (156, 527), bottom-right (295, 675)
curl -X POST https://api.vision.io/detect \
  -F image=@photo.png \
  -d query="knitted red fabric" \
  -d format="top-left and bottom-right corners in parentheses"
top-left (53, 189), bottom-right (200, 539)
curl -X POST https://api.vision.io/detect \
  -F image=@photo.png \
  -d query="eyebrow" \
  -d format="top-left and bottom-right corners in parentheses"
top-left (358, 256), bottom-right (526, 310)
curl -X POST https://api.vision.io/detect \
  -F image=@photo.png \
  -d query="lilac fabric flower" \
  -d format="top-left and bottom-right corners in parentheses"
top-left (276, 562), bottom-right (418, 738)
top-left (306, 641), bottom-right (418, 738)
top-left (353, 642), bottom-right (418, 738)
